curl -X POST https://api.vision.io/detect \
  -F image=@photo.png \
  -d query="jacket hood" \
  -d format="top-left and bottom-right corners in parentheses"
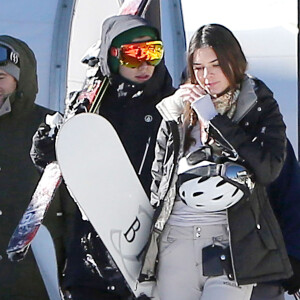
top-left (0, 35), bottom-right (38, 114)
top-left (98, 15), bottom-right (159, 77)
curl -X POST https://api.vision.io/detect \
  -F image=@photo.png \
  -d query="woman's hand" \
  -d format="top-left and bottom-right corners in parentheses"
top-left (156, 84), bottom-right (203, 121)
top-left (177, 83), bottom-right (206, 103)
top-left (177, 84), bottom-right (217, 123)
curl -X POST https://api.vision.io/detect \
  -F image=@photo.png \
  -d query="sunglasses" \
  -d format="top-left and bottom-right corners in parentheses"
top-left (0, 45), bottom-right (20, 67)
top-left (110, 40), bottom-right (164, 68)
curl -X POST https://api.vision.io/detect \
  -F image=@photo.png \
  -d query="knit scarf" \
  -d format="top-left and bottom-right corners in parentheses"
top-left (200, 88), bottom-right (240, 144)
top-left (212, 88), bottom-right (240, 118)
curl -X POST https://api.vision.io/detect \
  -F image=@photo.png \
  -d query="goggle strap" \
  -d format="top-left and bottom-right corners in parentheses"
top-left (110, 47), bottom-right (119, 58)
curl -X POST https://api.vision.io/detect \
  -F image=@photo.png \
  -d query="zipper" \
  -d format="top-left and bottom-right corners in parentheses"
top-left (226, 209), bottom-right (238, 285)
top-left (220, 97), bottom-right (258, 285)
top-left (138, 135), bottom-right (151, 175)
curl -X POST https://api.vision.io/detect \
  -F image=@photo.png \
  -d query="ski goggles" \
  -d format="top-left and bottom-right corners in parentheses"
top-left (182, 147), bottom-right (254, 189)
top-left (110, 40), bottom-right (164, 68)
top-left (179, 160), bottom-right (249, 182)
top-left (220, 162), bottom-right (252, 185)
top-left (0, 44), bottom-right (20, 67)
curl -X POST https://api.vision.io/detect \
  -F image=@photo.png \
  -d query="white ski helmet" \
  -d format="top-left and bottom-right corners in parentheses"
top-left (177, 157), bottom-right (253, 212)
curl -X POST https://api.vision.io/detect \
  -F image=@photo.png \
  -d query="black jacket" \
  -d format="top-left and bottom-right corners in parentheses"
top-left (140, 75), bottom-right (292, 285)
top-left (268, 139), bottom-right (300, 260)
top-left (0, 36), bottom-right (75, 300)
top-left (62, 15), bottom-right (175, 297)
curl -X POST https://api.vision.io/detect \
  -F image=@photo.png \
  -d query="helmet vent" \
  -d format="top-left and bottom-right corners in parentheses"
top-left (193, 192), bottom-right (203, 197)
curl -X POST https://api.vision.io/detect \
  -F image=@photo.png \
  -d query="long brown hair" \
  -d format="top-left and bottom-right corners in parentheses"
top-left (187, 24), bottom-right (247, 87)
top-left (183, 24), bottom-right (248, 151)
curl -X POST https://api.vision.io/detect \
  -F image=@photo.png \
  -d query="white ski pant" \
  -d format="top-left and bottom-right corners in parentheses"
top-left (157, 223), bottom-right (254, 300)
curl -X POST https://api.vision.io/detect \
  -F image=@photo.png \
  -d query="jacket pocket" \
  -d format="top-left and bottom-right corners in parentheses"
top-left (256, 211), bottom-right (277, 250)
top-left (251, 188), bottom-right (277, 250)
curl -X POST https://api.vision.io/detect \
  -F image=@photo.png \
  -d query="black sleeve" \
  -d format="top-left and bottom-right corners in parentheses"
top-left (209, 86), bottom-right (286, 185)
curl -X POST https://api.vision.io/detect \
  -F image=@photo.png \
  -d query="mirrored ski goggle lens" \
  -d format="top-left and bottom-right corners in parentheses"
top-left (0, 45), bottom-right (20, 67)
top-left (224, 164), bottom-right (248, 181)
top-left (119, 41), bottom-right (164, 68)
top-left (0, 46), bottom-right (9, 65)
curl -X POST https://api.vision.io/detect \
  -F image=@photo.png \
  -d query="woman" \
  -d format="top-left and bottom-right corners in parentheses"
top-left (139, 24), bottom-right (292, 300)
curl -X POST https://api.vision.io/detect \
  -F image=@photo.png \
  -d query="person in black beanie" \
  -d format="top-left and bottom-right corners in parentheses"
top-left (31, 14), bottom-right (175, 300)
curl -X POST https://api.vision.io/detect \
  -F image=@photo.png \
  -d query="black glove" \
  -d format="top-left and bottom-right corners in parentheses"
top-left (72, 97), bottom-right (90, 114)
top-left (30, 122), bottom-right (57, 170)
top-left (282, 255), bottom-right (300, 294)
top-left (81, 228), bottom-right (131, 297)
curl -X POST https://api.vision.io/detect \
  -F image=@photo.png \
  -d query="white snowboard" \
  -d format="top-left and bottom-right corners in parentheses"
top-left (56, 113), bottom-right (157, 298)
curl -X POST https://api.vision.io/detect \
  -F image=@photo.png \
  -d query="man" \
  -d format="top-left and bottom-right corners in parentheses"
top-left (31, 15), bottom-right (175, 300)
top-left (0, 35), bottom-right (75, 300)
top-left (0, 66), bottom-right (16, 107)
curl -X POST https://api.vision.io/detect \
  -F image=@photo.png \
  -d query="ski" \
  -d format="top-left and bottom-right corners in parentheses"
top-left (119, 0), bottom-right (151, 16)
top-left (7, 162), bottom-right (62, 261)
top-left (7, 0), bottom-right (153, 261)
top-left (32, 225), bottom-right (64, 300)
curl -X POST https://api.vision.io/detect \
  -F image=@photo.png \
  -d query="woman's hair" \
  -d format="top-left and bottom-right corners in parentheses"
top-left (184, 24), bottom-right (248, 152)
top-left (187, 23), bottom-right (247, 88)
